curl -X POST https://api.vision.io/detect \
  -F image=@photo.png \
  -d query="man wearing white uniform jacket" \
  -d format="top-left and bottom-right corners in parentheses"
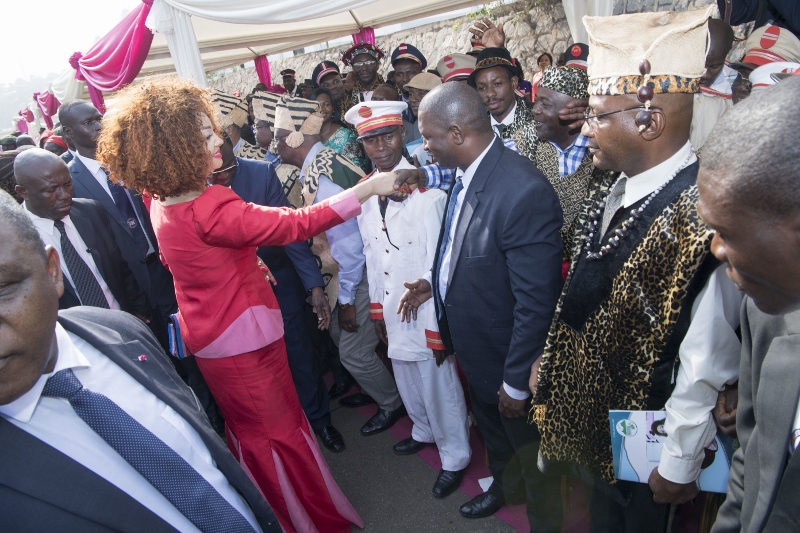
top-left (346, 100), bottom-right (471, 499)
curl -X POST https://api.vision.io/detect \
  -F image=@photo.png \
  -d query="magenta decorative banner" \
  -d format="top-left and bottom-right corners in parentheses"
top-left (69, 0), bottom-right (155, 113)
top-left (254, 55), bottom-right (273, 88)
top-left (16, 112), bottom-right (30, 134)
top-left (34, 91), bottom-right (61, 129)
top-left (351, 27), bottom-right (375, 45)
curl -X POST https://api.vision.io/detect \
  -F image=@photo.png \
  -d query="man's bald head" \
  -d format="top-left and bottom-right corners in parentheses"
top-left (417, 82), bottom-right (493, 170)
top-left (418, 82), bottom-right (490, 135)
top-left (14, 148), bottom-right (74, 221)
top-left (701, 77), bottom-right (800, 219)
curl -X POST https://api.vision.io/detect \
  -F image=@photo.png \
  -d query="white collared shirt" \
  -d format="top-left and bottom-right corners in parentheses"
top-left (622, 141), bottom-right (696, 208)
top-left (0, 324), bottom-right (261, 533)
top-left (23, 206), bottom-right (120, 310)
top-left (490, 101), bottom-right (517, 130)
top-left (75, 153), bottom-right (155, 256)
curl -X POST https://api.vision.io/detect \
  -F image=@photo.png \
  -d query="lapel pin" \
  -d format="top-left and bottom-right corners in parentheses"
top-left (137, 355), bottom-right (148, 362)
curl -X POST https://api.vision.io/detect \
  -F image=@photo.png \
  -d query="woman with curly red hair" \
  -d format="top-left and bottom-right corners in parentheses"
top-left (97, 77), bottom-right (400, 533)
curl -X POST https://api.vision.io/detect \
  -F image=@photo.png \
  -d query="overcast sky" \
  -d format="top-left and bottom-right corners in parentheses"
top-left (0, 0), bottom-right (142, 86)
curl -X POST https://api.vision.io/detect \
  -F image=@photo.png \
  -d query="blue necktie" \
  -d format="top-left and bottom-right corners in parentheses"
top-left (437, 177), bottom-right (464, 308)
top-left (106, 174), bottom-right (150, 259)
top-left (43, 369), bottom-right (256, 533)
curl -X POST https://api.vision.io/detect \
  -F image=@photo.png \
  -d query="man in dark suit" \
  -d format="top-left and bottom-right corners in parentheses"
top-left (59, 101), bottom-right (176, 348)
top-left (398, 82), bottom-right (564, 530)
top-left (208, 135), bottom-right (344, 453)
top-left (60, 100), bottom-right (221, 434)
top-left (14, 148), bottom-right (147, 317)
top-left (696, 77), bottom-right (800, 532)
top-left (0, 189), bottom-right (279, 532)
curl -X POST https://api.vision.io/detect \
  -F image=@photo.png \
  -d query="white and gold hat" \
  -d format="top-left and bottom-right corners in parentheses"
top-left (210, 89), bottom-right (249, 128)
top-left (436, 54), bottom-right (477, 83)
top-left (749, 61), bottom-right (800, 92)
top-left (344, 100), bottom-right (407, 139)
top-left (584, 6), bottom-right (715, 97)
top-left (274, 96), bottom-right (324, 149)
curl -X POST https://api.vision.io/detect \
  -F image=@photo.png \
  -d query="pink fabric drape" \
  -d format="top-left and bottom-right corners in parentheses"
top-left (20, 109), bottom-right (34, 123)
top-left (16, 113), bottom-right (30, 134)
top-left (69, 0), bottom-right (154, 113)
top-left (351, 27), bottom-right (375, 45)
top-left (33, 91), bottom-right (60, 129)
top-left (254, 55), bottom-right (274, 88)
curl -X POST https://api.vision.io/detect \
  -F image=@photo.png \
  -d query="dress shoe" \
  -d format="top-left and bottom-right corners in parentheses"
top-left (339, 392), bottom-right (376, 407)
top-left (459, 492), bottom-right (505, 518)
top-left (432, 468), bottom-right (465, 498)
top-left (360, 406), bottom-right (407, 436)
top-left (315, 425), bottom-right (345, 453)
top-left (328, 380), bottom-right (354, 400)
top-left (393, 436), bottom-right (434, 455)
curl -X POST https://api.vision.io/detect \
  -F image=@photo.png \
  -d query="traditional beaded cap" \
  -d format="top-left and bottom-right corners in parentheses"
top-left (583, 6), bottom-right (714, 97)
top-left (210, 90), bottom-right (249, 129)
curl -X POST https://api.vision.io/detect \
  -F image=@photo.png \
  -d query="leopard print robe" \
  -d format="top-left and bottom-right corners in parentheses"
top-left (300, 146), bottom-right (365, 310)
top-left (503, 96), bottom-right (539, 162)
top-left (532, 162), bottom-right (719, 484)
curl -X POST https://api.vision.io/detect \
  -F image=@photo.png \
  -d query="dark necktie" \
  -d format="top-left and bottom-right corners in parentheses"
top-left (42, 369), bottom-right (257, 533)
top-left (106, 174), bottom-right (140, 231)
top-left (437, 177), bottom-right (464, 306)
top-left (53, 220), bottom-right (109, 309)
top-left (494, 124), bottom-right (508, 138)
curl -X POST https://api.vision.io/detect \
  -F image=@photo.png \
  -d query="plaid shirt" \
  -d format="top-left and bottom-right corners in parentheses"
top-left (421, 137), bottom-right (517, 190)
top-left (551, 134), bottom-right (590, 177)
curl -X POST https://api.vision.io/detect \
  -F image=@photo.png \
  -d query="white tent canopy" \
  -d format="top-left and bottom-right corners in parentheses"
top-left (141, 0), bottom-right (489, 82)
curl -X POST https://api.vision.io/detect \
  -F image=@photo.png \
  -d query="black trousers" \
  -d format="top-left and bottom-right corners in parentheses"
top-left (469, 386), bottom-right (562, 533)
top-left (589, 479), bottom-right (678, 533)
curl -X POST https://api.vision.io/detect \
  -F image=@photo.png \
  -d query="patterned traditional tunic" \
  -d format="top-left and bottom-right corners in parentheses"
top-left (532, 162), bottom-right (719, 483)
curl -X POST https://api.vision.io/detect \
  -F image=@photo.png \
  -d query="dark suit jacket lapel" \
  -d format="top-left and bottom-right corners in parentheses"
top-left (447, 138), bottom-right (503, 287)
top-left (71, 158), bottom-right (134, 239)
top-left (0, 418), bottom-right (177, 532)
top-left (756, 322), bottom-right (800, 516)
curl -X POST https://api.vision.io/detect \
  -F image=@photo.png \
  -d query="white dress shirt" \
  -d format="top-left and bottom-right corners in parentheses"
top-left (76, 153), bottom-right (155, 256)
top-left (622, 141), bottom-right (743, 484)
top-left (23, 206), bottom-right (120, 310)
top-left (0, 324), bottom-right (261, 533)
top-left (433, 139), bottom-right (529, 400)
top-left (490, 101), bottom-right (517, 132)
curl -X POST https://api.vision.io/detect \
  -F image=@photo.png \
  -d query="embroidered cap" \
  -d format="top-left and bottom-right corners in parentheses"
top-left (539, 66), bottom-right (590, 99)
top-left (210, 90), bottom-right (249, 128)
top-left (565, 43), bottom-right (589, 70)
top-left (342, 42), bottom-right (385, 66)
top-left (391, 43), bottom-right (427, 69)
top-left (437, 53), bottom-right (477, 83)
top-left (274, 96), bottom-right (324, 149)
top-left (583, 6), bottom-right (715, 96)
top-left (344, 100), bottom-right (407, 139)
top-left (731, 25), bottom-right (800, 70)
top-left (312, 61), bottom-right (341, 87)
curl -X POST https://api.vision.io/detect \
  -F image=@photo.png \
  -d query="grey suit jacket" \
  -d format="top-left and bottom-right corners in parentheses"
top-left (0, 307), bottom-right (279, 532)
top-left (713, 298), bottom-right (800, 532)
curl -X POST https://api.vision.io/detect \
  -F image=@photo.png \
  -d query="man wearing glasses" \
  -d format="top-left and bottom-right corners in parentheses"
top-left (341, 43), bottom-right (387, 111)
top-left (531, 8), bottom-right (743, 531)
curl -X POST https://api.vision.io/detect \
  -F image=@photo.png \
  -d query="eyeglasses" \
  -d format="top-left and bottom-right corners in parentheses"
top-left (211, 160), bottom-right (239, 175)
top-left (583, 105), bottom-right (662, 123)
top-left (352, 60), bottom-right (377, 68)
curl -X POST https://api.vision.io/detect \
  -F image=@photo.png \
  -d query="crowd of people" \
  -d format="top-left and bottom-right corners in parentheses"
top-left (1, 1), bottom-right (799, 532)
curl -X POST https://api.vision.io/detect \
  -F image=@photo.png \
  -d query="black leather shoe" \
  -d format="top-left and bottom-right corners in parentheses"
top-left (360, 406), bottom-right (407, 436)
top-left (433, 468), bottom-right (466, 498)
top-left (459, 492), bottom-right (505, 518)
top-left (339, 392), bottom-right (376, 407)
top-left (328, 380), bottom-right (354, 400)
top-left (315, 425), bottom-right (345, 453)
top-left (393, 436), bottom-right (434, 455)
